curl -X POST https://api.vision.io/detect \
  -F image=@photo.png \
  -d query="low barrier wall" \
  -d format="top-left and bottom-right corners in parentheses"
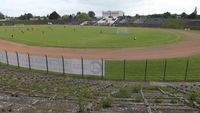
top-left (0, 50), bottom-right (105, 77)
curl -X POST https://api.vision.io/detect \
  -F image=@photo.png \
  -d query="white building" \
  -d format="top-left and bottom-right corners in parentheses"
top-left (102, 11), bottom-right (124, 18)
top-left (98, 10), bottom-right (124, 26)
top-left (0, 18), bottom-right (11, 22)
top-left (30, 17), bottom-right (45, 21)
top-left (30, 18), bottom-right (39, 21)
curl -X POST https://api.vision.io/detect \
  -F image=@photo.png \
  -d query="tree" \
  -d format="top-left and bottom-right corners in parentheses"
top-left (76, 12), bottom-right (89, 19)
top-left (88, 11), bottom-right (95, 18)
top-left (69, 15), bottom-right (73, 19)
top-left (181, 12), bottom-right (187, 19)
top-left (0, 12), bottom-right (4, 19)
top-left (18, 13), bottom-right (33, 20)
top-left (188, 7), bottom-right (197, 19)
top-left (135, 14), bottom-right (140, 18)
top-left (62, 15), bottom-right (69, 19)
top-left (49, 11), bottom-right (60, 20)
top-left (41, 16), bottom-right (47, 20)
top-left (77, 12), bottom-right (81, 15)
top-left (163, 12), bottom-right (171, 18)
top-left (149, 14), bottom-right (163, 18)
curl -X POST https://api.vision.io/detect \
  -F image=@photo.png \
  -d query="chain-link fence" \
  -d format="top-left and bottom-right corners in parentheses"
top-left (105, 58), bottom-right (200, 81)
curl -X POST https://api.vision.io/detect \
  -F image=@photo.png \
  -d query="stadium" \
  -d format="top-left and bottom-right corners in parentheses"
top-left (0, 1), bottom-right (200, 113)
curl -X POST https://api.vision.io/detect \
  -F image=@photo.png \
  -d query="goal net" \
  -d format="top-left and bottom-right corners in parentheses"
top-left (116, 28), bottom-right (129, 35)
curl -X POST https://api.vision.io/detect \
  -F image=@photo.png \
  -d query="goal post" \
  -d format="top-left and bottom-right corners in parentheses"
top-left (116, 28), bottom-right (129, 35)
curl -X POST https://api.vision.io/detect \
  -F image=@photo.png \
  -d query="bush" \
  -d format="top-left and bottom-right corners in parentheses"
top-left (77, 88), bottom-right (91, 113)
top-left (189, 93), bottom-right (197, 101)
top-left (100, 96), bottom-right (113, 108)
top-left (170, 97), bottom-right (178, 104)
top-left (115, 87), bottom-right (131, 98)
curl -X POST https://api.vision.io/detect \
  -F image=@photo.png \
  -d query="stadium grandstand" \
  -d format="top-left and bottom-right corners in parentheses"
top-left (185, 20), bottom-right (200, 29)
top-left (97, 11), bottom-right (124, 26)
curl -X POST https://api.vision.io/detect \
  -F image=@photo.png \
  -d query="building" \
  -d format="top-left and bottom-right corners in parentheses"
top-left (0, 17), bottom-right (12, 22)
top-left (102, 11), bottom-right (124, 18)
top-left (98, 10), bottom-right (124, 26)
top-left (30, 18), bottom-right (39, 21)
top-left (30, 17), bottom-right (45, 21)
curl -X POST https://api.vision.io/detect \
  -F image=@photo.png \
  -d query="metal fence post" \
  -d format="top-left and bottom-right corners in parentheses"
top-left (45, 55), bottom-right (48, 74)
top-left (16, 52), bottom-right (20, 68)
top-left (163, 59), bottom-right (167, 81)
top-left (101, 58), bottom-right (104, 80)
top-left (81, 58), bottom-right (84, 78)
top-left (144, 60), bottom-right (148, 81)
top-left (62, 56), bottom-right (65, 75)
top-left (185, 59), bottom-right (190, 81)
top-left (28, 53), bottom-right (31, 70)
top-left (5, 50), bottom-right (8, 65)
top-left (123, 59), bottom-right (126, 80)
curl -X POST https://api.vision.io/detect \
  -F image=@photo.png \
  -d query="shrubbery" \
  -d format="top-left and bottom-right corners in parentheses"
top-left (100, 96), bottom-right (113, 108)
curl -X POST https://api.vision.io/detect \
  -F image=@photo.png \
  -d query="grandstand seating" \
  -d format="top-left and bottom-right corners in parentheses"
top-left (133, 18), bottom-right (146, 24)
top-left (144, 18), bottom-right (163, 25)
top-left (119, 19), bottom-right (129, 24)
top-left (0, 17), bottom-right (200, 29)
top-left (97, 17), bottom-right (118, 26)
top-left (185, 20), bottom-right (200, 29)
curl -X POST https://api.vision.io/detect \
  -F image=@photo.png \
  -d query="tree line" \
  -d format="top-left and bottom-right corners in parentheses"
top-left (135, 7), bottom-right (199, 19)
top-left (47, 11), bottom-right (96, 20)
top-left (0, 7), bottom-right (199, 20)
top-left (0, 11), bottom-right (96, 20)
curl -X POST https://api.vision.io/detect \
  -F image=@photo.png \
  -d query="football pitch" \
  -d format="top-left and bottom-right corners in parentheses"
top-left (0, 25), bottom-right (183, 48)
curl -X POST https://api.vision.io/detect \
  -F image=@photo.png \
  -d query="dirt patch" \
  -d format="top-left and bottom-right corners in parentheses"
top-left (0, 29), bottom-right (200, 60)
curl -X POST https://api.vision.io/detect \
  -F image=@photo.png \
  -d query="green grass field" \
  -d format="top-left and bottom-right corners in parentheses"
top-left (105, 56), bottom-right (200, 81)
top-left (0, 25), bottom-right (184, 48)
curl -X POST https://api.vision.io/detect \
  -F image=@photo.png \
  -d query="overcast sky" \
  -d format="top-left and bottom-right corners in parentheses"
top-left (0, 0), bottom-right (199, 17)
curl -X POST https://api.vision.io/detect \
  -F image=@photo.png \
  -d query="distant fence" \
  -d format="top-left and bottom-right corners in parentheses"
top-left (0, 50), bottom-right (105, 78)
